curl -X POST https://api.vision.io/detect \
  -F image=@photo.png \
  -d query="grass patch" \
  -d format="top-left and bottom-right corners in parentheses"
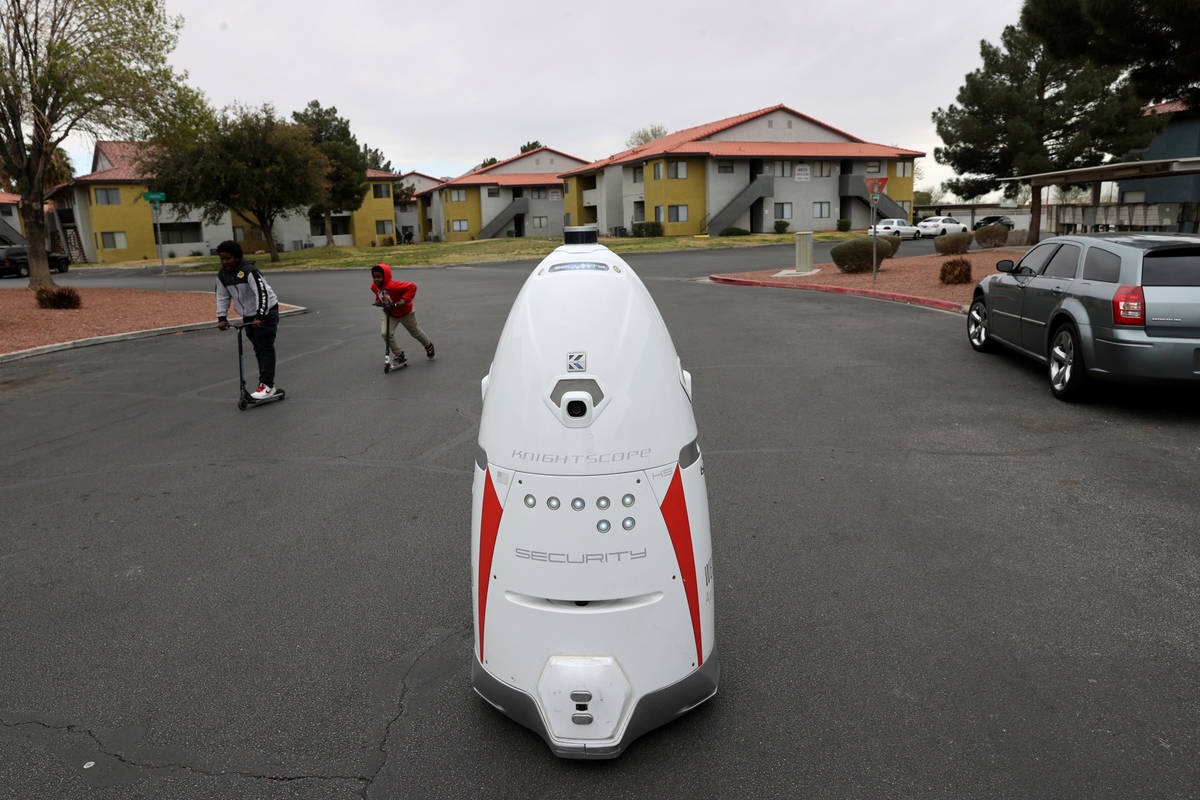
top-left (91, 231), bottom-right (865, 273)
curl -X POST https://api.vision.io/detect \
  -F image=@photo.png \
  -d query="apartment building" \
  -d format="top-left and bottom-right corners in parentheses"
top-left (418, 147), bottom-right (588, 242)
top-left (48, 142), bottom-right (409, 263)
top-left (394, 171), bottom-right (442, 243)
top-left (560, 104), bottom-right (923, 235)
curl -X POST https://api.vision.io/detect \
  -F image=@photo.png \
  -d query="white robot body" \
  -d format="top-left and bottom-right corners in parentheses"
top-left (471, 229), bottom-right (718, 758)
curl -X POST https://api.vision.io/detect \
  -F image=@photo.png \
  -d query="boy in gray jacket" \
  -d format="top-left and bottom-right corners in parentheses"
top-left (215, 240), bottom-right (280, 399)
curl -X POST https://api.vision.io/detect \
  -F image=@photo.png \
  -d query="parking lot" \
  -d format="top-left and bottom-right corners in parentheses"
top-left (1, 246), bottom-right (1197, 799)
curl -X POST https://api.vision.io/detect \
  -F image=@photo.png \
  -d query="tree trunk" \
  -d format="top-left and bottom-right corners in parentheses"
top-left (1027, 184), bottom-right (1043, 245)
top-left (324, 210), bottom-right (334, 247)
top-left (20, 197), bottom-right (55, 289)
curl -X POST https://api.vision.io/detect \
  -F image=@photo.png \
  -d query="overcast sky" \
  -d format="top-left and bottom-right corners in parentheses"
top-left (67, 0), bottom-right (1026, 193)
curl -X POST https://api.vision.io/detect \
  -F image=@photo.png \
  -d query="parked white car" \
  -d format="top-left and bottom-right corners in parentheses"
top-left (918, 216), bottom-right (970, 237)
top-left (867, 218), bottom-right (921, 239)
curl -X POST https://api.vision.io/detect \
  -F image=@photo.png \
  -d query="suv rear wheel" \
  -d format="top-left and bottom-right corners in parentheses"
top-left (1048, 323), bottom-right (1088, 401)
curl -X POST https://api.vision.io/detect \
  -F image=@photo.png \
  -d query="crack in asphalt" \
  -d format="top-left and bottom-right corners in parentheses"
top-left (0, 715), bottom-right (369, 786)
top-left (363, 626), bottom-right (472, 799)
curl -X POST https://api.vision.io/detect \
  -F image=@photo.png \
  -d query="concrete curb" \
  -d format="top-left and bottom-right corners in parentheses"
top-left (707, 274), bottom-right (969, 314)
top-left (0, 306), bottom-right (309, 364)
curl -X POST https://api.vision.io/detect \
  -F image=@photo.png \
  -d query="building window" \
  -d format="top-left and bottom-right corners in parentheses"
top-left (899, 200), bottom-right (912, 214)
top-left (774, 161), bottom-right (793, 178)
top-left (487, 187), bottom-right (500, 198)
top-left (814, 161), bottom-right (832, 177)
top-left (100, 231), bottom-right (128, 248)
top-left (653, 163), bottom-right (662, 180)
top-left (309, 214), bottom-right (350, 236)
top-left (813, 201), bottom-right (831, 219)
top-left (563, 181), bottom-right (571, 194)
top-left (774, 202), bottom-right (793, 219)
top-left (667, 161), bottom-right (687, 179)
top-left (767, 119), bottom-right (774, 128)
top-left (1124, 190), bottom-right (1146, 203)
top-left (633, 166), bottom-right (643, 183)
top-left (376, 220), bottom-right (393, 235)
top-left (564, 212), bottom-right (571, 226)
top-left (897, 161), bottom-right (914, 178)
top-left (372, 183), bottom-right (391, 199)
top-left (655, 205), bottom-right (664, 222)
top-left (632, 201), bottom-right (645, 222)
top-left (95, 188), bottom-right (120, 205)
top-left (531, 215), bottom-right (548, 229)
top-left (452, 219), bottom-right (468, 232)
top-left (668, 204), bottom-right (688, 222)
top-left (717, 161), bottom-right (734, 174)
top-left (153, 222), bottom-right (203, 244)
top-left (233, 226), bottom-right (245, 242)
top-left (531, 188), bottom-right (548, 199)
top-left (866, 161), bottom-right (881, 174)
top-left (450, 188), bottom-right (467, 202)
top-left (398, 202), bottom-right (414, 212)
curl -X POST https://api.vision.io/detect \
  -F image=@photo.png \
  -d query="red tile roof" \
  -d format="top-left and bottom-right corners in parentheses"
top-left (367, 168), bottom-right (404, 180)
top-left (417, 146), bottom-right (587, 196)
top-left (1144, 100), bottom-right (1189, 115)
top-left (559, 104), bottom-right (921, 176)
top-left (0, 192), bottom-right (19, 204)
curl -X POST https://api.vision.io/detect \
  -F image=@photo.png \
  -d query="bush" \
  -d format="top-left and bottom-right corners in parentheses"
top-left (773, 220), bottom-right (790, 234)
top-left (381, 235), bottom-right (395, 246)
top-left (939, 257), bottom-right (973, 285)
top-left (719, 226), bottom-right (750, 236)
top-left (189, 250), bottom-right (204, 257)
top-left (167, 250), bottom-right (176, 258)
top-left (836, 218), bottom-right (851, 232)
top-left (632, 221), bottom-right (663, 237)
top-left (933, 232), bottom-right (972, 255)
top-left (830, 238), bottom-right (893, 273)
top-left (35, 286), bottom-right (82, 309)
top-left (974, 224), bottom-right (1008, 248)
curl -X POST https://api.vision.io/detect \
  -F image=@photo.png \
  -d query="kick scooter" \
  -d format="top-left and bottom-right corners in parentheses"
top-left (231, 322), bottom-right (285, 410)
top-left (382, 302), bottom-right (407, 374)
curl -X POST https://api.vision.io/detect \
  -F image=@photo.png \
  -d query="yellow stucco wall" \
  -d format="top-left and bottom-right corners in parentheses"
top-left (887, 160), bottom-right (916, 220)
top-left (563, 177), bottom-right (585, 227)
top-left (417, 196), bottom-right (432, 241)
top-left (443, 186), bottom-right (481, 242)
top-left (88, 183), bottom-right (157, 263)
top-left (352, 182), bottom-right (398, 245)
top-left (643, 157), bottom-right (706, 235)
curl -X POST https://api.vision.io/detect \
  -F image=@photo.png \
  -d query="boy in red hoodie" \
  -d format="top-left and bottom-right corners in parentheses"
top-left (370, 263), bottom-right (435, 369)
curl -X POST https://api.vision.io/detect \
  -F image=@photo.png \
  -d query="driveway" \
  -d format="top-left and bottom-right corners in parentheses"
top-left (1, 249), bottom-right (1197, 798)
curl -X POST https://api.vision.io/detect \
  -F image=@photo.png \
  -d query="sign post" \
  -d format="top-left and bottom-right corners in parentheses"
top-left (863, 178), bottom-right (889, 280)
top-left (144, 192), bottom-right (167, 286)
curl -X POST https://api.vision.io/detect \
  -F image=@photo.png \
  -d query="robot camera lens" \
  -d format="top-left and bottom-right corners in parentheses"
top-left (566, 400), bottom-right (587, 418)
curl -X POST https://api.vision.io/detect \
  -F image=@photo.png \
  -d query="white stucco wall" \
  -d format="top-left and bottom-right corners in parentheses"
top-left (708, 110), bottom-right (853, 144)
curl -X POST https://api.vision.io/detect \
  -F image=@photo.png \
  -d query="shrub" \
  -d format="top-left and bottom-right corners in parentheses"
top-left (167, 250), bottom-right (176, 258)
top-left (773, 219), bottom-right (790, 234)
top-left (974, 224), bottom-right (1008, 248)
top-left (35, 286), bottom-right (82, 309)
top-left (381, 235), bottom-right (395, 246)
top-left (719, 226), bottom-right (750, 236)
top-left (189, 250), bottom-right (203, 257)
top-left (933, 232), bottom-right (972, 255)
top-left (632, 221), bottom-right (663, 237)
top-left (939, 257), bottom-right (973, 285)
top-left (836, 218), bottom-right (851, 232)
top-left (830, 238), bottom-right (892, 273)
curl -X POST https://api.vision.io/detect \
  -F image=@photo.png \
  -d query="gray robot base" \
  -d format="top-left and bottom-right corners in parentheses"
top-left (471, 649), bottom-right (719, 759)
top-left (232, 323), bottom-right (286, 410)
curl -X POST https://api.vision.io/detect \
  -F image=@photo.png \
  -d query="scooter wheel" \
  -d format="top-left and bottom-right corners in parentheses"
top-left (384, 364), bottom-right (390, 374)
top-left (238, 398), bottom-right (248, 410)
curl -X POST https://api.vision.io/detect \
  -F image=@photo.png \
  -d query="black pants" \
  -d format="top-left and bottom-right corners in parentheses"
top-left (243, 305), bottom-right (279, 387)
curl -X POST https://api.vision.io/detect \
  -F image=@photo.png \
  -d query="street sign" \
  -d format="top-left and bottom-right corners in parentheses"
top-left (143, 191), bottom-right (166, 203)
top-left (864, 177), bottom-right (888, 195)
top-left (870, 193), bottom-right (880, 202)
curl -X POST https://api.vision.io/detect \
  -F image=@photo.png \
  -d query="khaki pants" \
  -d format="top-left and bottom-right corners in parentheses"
top-left (382, 311), bottom-right (431, 355)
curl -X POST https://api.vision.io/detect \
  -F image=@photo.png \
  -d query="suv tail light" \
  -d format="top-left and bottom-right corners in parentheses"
top-left (1112, 285), bottom-right (1145, 326)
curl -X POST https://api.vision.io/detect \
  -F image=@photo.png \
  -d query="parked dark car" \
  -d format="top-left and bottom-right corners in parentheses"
top-left (973, 215), bottom-right (1014, 230)
top-left (967, 233), bottom-right (1200, 400)
top-left (0, 245), bottom-right (70, 278)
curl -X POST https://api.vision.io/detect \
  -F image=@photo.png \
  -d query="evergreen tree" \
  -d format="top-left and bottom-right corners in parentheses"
top-left (519, 141), bottom-right (542, 153)
top-left (292, 101), bottom-right (369, 247)
top-left (143, 104), bottom-right (330, 263)
top-left (932, 23), bottom-right (1163, 242)
top-left (361, 144), bottom-right (393, 173)
top-left (1022, 0), bottom-right (1200, 107)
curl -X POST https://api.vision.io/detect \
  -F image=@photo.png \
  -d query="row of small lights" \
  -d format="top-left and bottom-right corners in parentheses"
top-left (522, 493), bottom-right (637, 532)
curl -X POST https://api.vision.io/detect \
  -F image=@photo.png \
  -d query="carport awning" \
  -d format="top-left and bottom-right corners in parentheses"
top-left (999, 157), bottom-right (1200, 186)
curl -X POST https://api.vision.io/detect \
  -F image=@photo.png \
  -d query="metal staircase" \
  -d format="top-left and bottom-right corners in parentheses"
top-left (707, 174), bottom-right (774, 234)
top-left (839, 174), bottom-right (908, 220)
top-left (478, 197), bottom-right (530, 239)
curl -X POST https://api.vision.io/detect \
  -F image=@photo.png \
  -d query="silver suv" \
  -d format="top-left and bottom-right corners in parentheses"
top-left (967, 233), bottom-right (1200, 400)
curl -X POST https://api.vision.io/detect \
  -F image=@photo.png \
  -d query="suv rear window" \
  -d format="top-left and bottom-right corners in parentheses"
top-left (1083, 248), bottom-right (1121, 282)
top-left (1141, 248), bottom-right (1200, 286)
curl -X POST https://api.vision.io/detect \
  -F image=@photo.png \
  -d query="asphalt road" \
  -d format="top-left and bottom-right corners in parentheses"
top-left (1, 244), bottom-right (1197, 799)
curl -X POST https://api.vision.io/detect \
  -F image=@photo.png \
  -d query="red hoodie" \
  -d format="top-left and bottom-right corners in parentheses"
top-left (370, 263), bottom-right (417, 318)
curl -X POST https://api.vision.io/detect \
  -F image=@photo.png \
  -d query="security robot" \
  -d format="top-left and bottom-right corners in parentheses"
top-left (471, 225), bottom-right (718, 758)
